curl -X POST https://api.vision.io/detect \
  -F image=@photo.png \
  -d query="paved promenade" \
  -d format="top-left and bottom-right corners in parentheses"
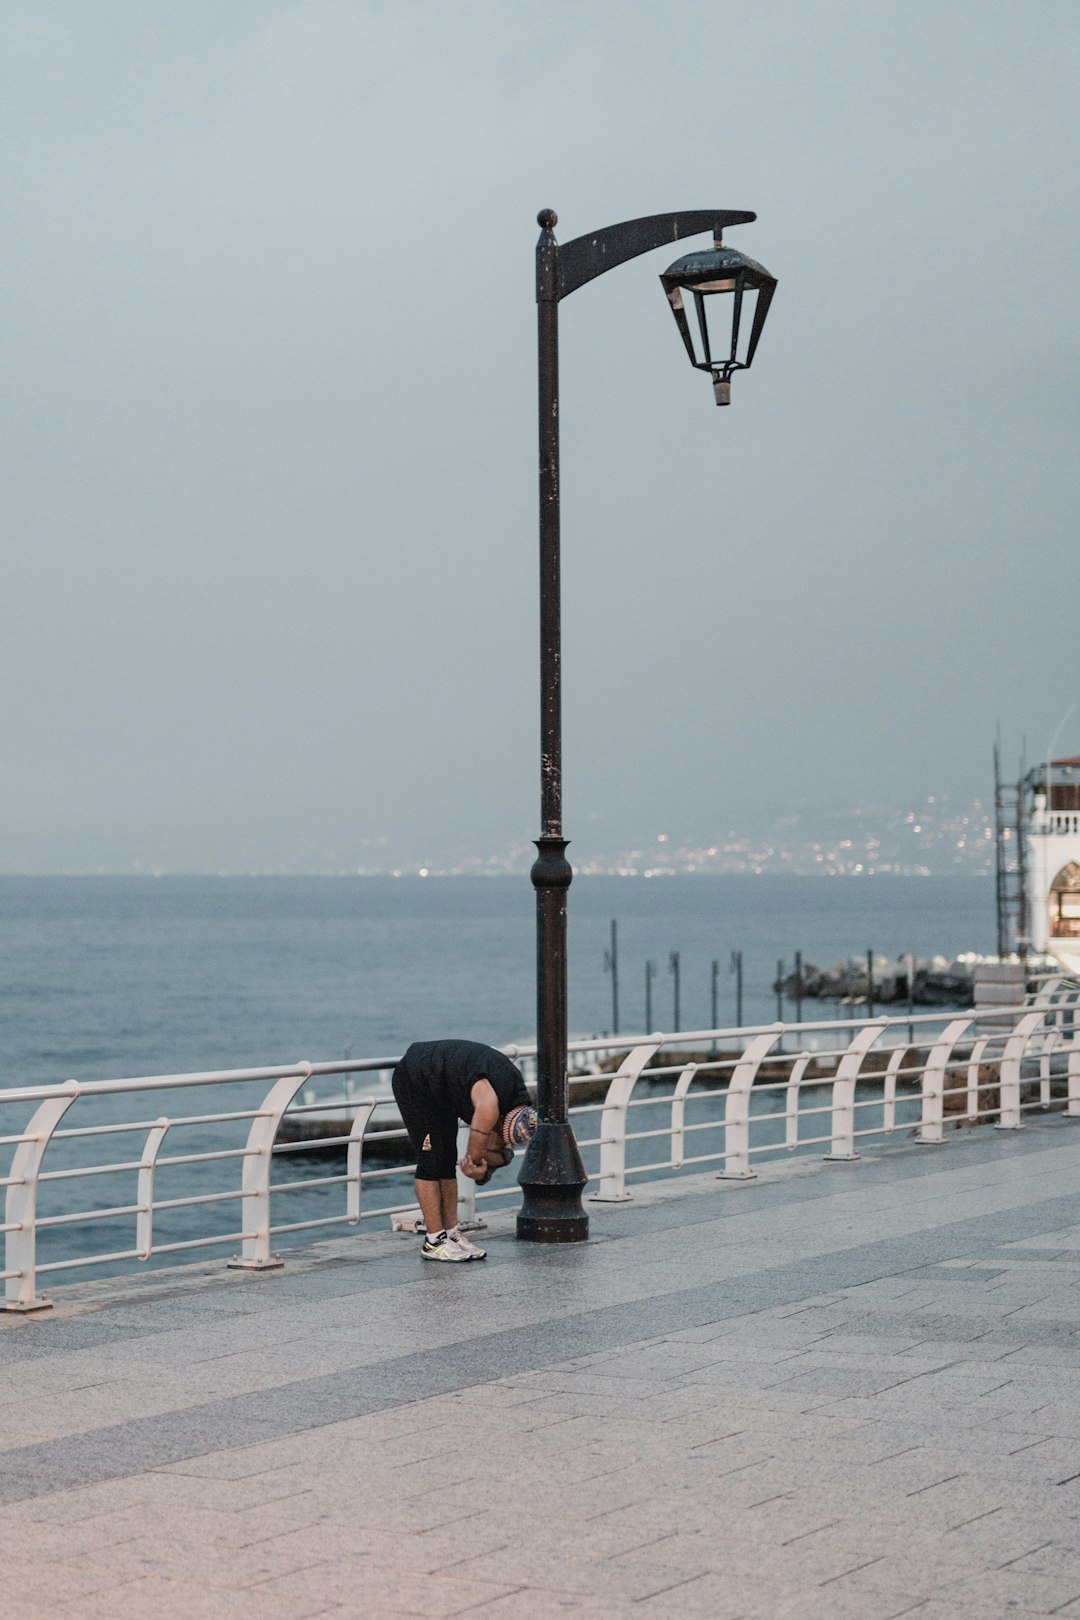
top-left (4, 1120), bottom-right (1080, 1618)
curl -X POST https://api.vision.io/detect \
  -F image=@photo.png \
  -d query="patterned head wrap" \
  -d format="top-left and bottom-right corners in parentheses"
top-left (503, 1105), bottom-right (538, 1147)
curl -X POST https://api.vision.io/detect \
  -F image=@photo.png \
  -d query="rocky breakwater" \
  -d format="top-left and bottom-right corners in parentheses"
top-left (775, 952), bottom-right (1011, 1008)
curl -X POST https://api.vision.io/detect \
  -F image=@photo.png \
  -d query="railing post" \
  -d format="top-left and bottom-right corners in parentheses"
top-left (965, 1037), bottom-right (989, 1123)
top-left (785, 1054), bottom-right (812, 1150)
top-left (720, 1031), bottom-right (776, 1180)
top-left (826, 1022), bottom-right (886, 1160)
top-left (136, 1118), bottom-right (170, 1261)
top-left (670, 1062), bottom-right (698, 1168)
top-left (229, 1064), bottom-right (312, 1270)
top-left (4, 1081), bottom-right (80, 1313)
top-left (1068, 1042), bottom-right (1080, 1117)
top-left (1039, 1035), bottom-right (1057, 1110)
top-left (455, 1123), bottom-right (482, 1230)
top-left (919, 1018), bottom-right (972, 1143)
top-left (996, 1010), bottom-right (1044, 1130)
top-left (589, 1040), bottom-right (659, 1203)
top-left (883, 1045), bottom-right (907, 1135)
top-left (345, 1100), bottom-right (377, 1224)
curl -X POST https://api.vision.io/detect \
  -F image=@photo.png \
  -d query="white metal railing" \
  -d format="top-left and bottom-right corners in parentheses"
top-left (3, 985), bottom-right (1078, 1311)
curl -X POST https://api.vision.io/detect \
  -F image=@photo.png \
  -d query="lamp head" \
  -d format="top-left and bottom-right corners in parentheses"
top-left (660, 239), bottom-right (777, 405)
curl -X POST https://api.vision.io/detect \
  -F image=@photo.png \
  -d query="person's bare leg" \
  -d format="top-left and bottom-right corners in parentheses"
top-left (440, 1178), bottom-right (458, 1232)
top-left (415, 1178), bottom-right (444, 1235)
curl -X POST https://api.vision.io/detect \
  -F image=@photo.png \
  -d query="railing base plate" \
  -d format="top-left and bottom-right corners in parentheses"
top-left (3, 1295), bottom-right (53, 1314)
top-left (588, 1192), bottom-right (633, 1203)
top-left (824, 1153), bottom-right (861, 1163)
top-left (717, 1170), bottom-right (758, 1181)
top-left (227, 1254), bottom-right (285, 1271)
top-left (993, 1123), bottom-right (1026, 1132)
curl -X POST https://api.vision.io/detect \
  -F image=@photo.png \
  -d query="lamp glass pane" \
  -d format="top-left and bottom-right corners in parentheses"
top-left (697, 285), bottom-right (760, 369)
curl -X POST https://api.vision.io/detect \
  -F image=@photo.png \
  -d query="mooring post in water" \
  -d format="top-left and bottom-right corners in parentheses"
top-left (710, 958), bottom-right (719, 1051)
top-left (906, 950), bottom-right (916, 1043)
top-left (867, 948), bottom-right (875, 1019)
top-left (603, 919), bottom-right (619, 1037)
top-left (776, 958), bottom-right (785, 1053)
top-left (794, 949), bottom-right (803, 1025)
top-left (731, 948), bottom-right (744, 1028)
top-left (645, 958), bottom-right (655, 1033)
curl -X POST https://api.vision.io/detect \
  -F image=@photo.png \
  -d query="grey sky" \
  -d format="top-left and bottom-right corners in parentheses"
top-left (1, 1), bottom-right (1077, 872)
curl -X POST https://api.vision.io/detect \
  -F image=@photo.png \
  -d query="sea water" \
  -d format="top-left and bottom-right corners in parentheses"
top-left (0, 874), bottom-right (994, 1084)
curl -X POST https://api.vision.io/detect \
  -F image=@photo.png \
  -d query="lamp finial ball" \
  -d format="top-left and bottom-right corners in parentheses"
top-left (537, 208), bottom-right (557, 230)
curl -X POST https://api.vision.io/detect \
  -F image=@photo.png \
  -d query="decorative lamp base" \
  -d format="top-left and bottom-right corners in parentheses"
top-left (516, 1121), bottom-right (589, 1243)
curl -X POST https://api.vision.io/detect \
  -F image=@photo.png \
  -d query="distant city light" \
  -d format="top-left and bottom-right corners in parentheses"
top-left (352, 795), bottom-right (997, 879)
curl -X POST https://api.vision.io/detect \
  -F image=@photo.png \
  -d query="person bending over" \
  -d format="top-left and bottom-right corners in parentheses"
top-left (391, 1038), bottom-right (538, 1262)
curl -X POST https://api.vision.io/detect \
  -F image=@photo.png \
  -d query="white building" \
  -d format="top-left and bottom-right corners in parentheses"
top-left (1027, 755), bottom-right (1080, 974)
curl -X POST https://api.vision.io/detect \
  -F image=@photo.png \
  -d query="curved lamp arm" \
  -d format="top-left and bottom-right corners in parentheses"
top-left (539, 209), bottom-right (757, 302)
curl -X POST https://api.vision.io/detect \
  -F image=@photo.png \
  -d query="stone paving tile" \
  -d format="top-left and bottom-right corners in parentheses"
top-left (909, 1606), bottom-right (1050, 1620)
top-left (272, 1560), bottom-right (522, 1616)
top-left (454, 1592), bottom-right (637, 1619)
top-left (62, 1571), bottom-right (342, 1619)
top-left (931, 1565), bottom-right (1080, 1612)
top-left (0, 1474), bottom-right (149, 1525)
top-left (0, 1502), bottom-right (142, 1559)
top-left (0, 1555), bottom-right (142, 1606)
top-left (77, 1525), bottom-right (328, 1587)
top-left (638, 1569), bottom-right (921, 1620)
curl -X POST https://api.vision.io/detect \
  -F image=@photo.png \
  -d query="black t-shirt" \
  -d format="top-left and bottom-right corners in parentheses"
top-left (396, 1039), bottom-right (530, 1124)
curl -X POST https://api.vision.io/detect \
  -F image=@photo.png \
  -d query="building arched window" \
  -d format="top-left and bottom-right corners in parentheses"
top-left (1049, 862), bottom-right (1080, 938)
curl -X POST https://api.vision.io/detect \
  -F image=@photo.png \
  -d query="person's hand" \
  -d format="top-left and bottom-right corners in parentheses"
top-left (459, 1155), bottom-right (487, 1182)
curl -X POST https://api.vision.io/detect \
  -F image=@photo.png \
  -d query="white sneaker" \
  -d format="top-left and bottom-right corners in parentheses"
top-left (421, 1231), bottom-right (473, 1263)
top-left (448, 1227), bottom-right (487, 1260)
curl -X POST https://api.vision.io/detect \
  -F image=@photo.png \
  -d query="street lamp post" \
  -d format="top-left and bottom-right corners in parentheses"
top-left (516, 209), bottom-right (777, 1244)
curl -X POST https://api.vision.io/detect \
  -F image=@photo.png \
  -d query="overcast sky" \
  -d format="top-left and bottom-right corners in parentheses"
top-left (1, 1), bottom-right (1077, 872)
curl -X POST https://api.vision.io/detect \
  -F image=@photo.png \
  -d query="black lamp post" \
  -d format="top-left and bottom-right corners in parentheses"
top-left (516, 209), bottom-right (777, 1244)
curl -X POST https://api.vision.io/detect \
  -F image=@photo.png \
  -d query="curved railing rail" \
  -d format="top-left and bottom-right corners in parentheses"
top-left (3, 989), bottom-right (1078, 1311)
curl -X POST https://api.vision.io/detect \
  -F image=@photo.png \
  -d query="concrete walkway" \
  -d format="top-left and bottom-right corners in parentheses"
top-left (4, 1120), bottom-right (1080, 1618)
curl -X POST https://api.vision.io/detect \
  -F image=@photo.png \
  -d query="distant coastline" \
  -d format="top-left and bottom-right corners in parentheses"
top-left (0, 796), bottom-right (995, 882)
top-left (0, 867), bottom-right (991, 880)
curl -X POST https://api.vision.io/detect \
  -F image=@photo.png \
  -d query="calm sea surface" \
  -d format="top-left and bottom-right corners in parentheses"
top-left (0, 874), bottom-right (994, 1085)
top-left (0, 875), bottom-right (994, 1275)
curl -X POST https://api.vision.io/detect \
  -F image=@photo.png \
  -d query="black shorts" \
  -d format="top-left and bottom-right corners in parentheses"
top-left (392, 1069), bottom-right (459, 1181)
